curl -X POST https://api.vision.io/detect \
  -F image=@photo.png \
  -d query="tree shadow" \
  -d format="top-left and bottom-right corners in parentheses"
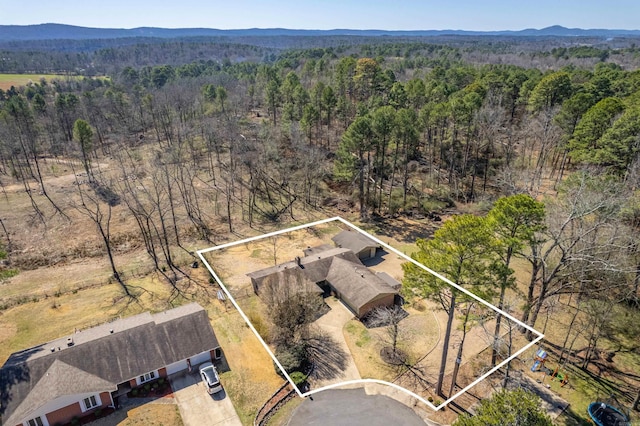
top-left (367, 216), bottom-right (439, 244)
top-left (305, 332), bottom-right (349, 381)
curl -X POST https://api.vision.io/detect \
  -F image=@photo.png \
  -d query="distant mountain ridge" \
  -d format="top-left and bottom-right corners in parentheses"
top-left (1, 23), bottom-right (640, 41)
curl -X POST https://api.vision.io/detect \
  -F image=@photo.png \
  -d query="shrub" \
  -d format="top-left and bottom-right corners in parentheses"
top-left (274, 343), bottom-right (307, 374)
top-left (289, 371), bottom-right (307, 386)
top-left (247, 310), bottom-right (271, 342)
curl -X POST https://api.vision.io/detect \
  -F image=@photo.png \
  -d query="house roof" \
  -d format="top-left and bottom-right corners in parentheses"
top-left (259, 269), bottom-right (324, 297)
top-left (248, 243), bottom-right (398, 316)
top-left (247, 247), bottom-right (361, 288)
top-left (8, 360), bottom-right (116, 424)
top-left (325, 257), bottom-right (398, 313)
top-left (332, 230), bottom-right (380, 255)
top-left (1, 303), bottom-right (218, 426)
top-left (375, 271), bottom-right (402, 290)
top-left (302, 244), bottom-right (333, 257)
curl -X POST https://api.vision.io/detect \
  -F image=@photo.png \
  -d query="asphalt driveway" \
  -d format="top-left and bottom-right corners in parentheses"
top-left (288, 388), bottom-right (426, 426)
top-left (170, 371), bottom-right (242, 426)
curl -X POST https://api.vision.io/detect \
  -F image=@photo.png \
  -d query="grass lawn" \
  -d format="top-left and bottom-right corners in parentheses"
top-left (95, 403), bottom-right (183, 426)
top-left (0, 73), bottom-right (71, 90)
top-left (205, 296), bottom-right (284, 425)
top-left (265, 396), bottom-right (304, 426)
top-left (527, 300), bottom-right (640, 425)
top-left (343, 308), bottom-right (440, 382)
top-left (0, 73), bottom-right (109, 90)
top-left (0, 270), bottom-right (198, 364)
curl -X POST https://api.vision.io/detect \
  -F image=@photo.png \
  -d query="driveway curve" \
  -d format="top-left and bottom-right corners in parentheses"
top-left (287, 388), bottom-right (425, 426)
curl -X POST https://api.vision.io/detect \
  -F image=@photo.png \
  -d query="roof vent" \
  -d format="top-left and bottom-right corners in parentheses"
top-left (50, 347), bottom-right (55, 352)
top-left (66, 337), bottom-right (74, 347)
top-left (110, 329), bottom-right (114, 334)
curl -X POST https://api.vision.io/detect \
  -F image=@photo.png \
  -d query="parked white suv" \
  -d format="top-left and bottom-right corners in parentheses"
top-left (199, 362), bottom-right (222, 394)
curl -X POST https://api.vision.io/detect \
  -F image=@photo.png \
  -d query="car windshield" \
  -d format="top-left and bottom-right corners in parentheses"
top-left (201, 367), bottom-right (218, 385)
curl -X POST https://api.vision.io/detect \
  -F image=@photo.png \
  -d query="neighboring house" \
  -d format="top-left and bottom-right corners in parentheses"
top-left (248, 244), bottom-right (398, 318)
top-left (332, 229), bottom-right (380, 260)
top-left (0, 303), bottom-right (221, 426)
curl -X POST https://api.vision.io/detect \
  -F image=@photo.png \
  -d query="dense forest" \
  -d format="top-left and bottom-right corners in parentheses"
top-left (1, 32), bottom-right (640, 420)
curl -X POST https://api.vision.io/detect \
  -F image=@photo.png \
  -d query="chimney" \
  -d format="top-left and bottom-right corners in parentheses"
top-left (66, 337), bottom-right (74, 347)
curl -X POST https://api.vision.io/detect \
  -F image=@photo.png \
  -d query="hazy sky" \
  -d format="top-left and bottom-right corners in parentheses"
top-left (1, 0), bottom-right (639, 30)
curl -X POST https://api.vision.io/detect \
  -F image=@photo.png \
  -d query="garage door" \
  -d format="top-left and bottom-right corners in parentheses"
top-left (188, 350), bottom-right (211, 367)
top-left (166, 359), bottom-right (189, 375)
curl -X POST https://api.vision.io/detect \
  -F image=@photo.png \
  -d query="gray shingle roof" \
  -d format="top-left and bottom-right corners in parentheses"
top-left (302, 244), bottom-right (333, 257)
top-left (248, 243), bottom-right (398, 317)
top-left (247, 247), bottom-right (361, 289)
top-left (325, 257), bottom-right (398, 313)
top-left (259, 269), bottom-right (324, 297)
top-left (332, 230), bottom-right (380, 255)
top-left (375, 271), bottom-right (402, 290)
top-left (1, 303), bottom-right (218, 426)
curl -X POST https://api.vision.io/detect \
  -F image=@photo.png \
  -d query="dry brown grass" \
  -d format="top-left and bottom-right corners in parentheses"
top-left (264, 396), bottom-right (304, 426)
top-left (343, 308), bottom-right (440, 382)
top-left (0, 273), bottom-right (186, 364)
top-left (94, 403), bottom-right (183, 426)
top-left (192, 279), bottom-right (284, 426)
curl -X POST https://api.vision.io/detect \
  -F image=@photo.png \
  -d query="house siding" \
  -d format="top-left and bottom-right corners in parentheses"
top-left (358, 293), bottom-right (395, 317)
top-left (99, 391), bottom-right (111, 406)
top-left (188, 350), bottom-right (212, 367)
top-left (44, 391), bottom-right (110, 426)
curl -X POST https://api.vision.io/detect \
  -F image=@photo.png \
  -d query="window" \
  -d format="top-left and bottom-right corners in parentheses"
top-left (27, 417), bottom-right (44, 426)
top-left (138, 370), bottom-right (157, 384)
top-left (83, 394), bottom-right (100, 410)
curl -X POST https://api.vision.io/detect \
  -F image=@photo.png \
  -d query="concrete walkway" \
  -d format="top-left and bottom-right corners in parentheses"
top-left (170, 372), bottom-right (242, 426)
top-left (309, 297), bottom-right (361, 389)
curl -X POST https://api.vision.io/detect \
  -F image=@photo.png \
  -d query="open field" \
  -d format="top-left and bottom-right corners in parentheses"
top-left (0, 73), bottom-right (73, 90)
top-left (0, 73), bottom-right (109, 90)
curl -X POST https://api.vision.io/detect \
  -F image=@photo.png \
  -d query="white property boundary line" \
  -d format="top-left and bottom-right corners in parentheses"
top-left (197, 216), bottom-right (544, 411)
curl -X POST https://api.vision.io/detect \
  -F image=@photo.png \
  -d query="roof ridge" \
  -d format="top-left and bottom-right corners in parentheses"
top-left (4, 359), bottom-right (116, 426)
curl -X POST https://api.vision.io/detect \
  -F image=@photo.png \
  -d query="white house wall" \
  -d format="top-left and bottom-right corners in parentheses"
top-left (189, 350), bottom-right (212, 367)
top-left (166, 359), bottom-right (189, 375)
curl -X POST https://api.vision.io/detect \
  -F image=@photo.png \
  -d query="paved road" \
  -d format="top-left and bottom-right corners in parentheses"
top-left (171, 371), bottom-right (242, 426)
top-left (287, 388), bottom-right (426, 426)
